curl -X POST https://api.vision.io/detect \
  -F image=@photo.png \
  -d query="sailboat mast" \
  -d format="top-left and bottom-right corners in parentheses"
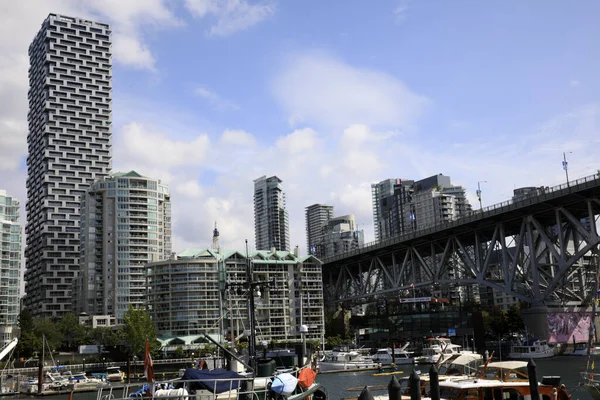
top-left (587, 251), bottom-right (600, 362)
top-left (246, 240), bottom-right (257, 374)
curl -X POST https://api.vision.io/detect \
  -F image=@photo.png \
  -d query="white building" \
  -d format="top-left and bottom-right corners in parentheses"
top-left (254, 176), bottom-right (290, 251)
top-left (75, 171), bottom-right (171, 322)
top-left (146, 248), bottom-right (324, 343)
top-left (24, 14), bottom-right (112, 317)
top-left (321, 214), bottom-right (364, 258)
top-left (0, 190), bottom-right (21, 345)
top-left (305, 204), bottom-right (334, 257)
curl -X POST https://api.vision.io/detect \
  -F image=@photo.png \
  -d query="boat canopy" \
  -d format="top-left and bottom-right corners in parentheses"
top-left (485, 361), bottom-right (528, 369)
top-left (180, 368), bottom-right (245, 394)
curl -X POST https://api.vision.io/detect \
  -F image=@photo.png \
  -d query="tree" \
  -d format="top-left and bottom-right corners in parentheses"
top-left (16, 308), bottom-right (37, 357)
top-left (122, 306), bottom-right (158, 358)
top-left (35, 318), bottom-right (63, 355)
top-left (506, 305), bottom-right (525, 334)
top-left (483, 307), bottom-right (509, 339)
top-left (91, 326), bottom-right (119, 354)
top-left (57, 313), bottom-right (89, 350)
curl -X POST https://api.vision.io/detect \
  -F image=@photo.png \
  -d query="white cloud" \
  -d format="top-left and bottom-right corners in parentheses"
top-left (272, 51), bottom-right (429, 128)
top-left (221, 129), bottom-right (256, 146)
top-left (393, 0), bottom-right (411, 24)
top-left (119, 122), bottom-right (211, 167)
top-left (195, 87), bottom-right (240, 111)
top-left (185, 0), bottom-right (275, 37)
top-left (275, 128), bottom-right (319, 153)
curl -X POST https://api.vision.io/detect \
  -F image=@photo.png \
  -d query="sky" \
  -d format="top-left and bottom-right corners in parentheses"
top-left (0, 0), bottom-right (599, 258)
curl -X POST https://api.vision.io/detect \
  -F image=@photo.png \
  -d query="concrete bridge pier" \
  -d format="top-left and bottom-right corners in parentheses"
top-left (522, 306), bottom-right (550, 341)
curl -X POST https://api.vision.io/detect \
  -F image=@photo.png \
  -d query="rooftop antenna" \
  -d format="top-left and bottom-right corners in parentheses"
top-left (212, 221), bottom-right (220, 250)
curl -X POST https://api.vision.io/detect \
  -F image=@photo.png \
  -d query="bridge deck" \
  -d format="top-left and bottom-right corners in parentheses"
top-left (324, 174), bottom-right (600, 267)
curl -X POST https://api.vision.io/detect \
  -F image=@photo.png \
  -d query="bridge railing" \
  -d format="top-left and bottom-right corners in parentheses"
top-left (323, 173), bottom-right (600, 264)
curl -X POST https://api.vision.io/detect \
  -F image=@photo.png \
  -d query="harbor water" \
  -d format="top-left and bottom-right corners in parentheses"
top-left (8, 356), bottom-right (592, 400)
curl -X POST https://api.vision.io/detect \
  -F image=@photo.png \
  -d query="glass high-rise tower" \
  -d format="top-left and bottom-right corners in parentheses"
top-left (254, 176), bottom-right (290, 251)
top-left (24, 14), bottom-right (112, 317)
top-left (0, 190), bottom-right (21, 345)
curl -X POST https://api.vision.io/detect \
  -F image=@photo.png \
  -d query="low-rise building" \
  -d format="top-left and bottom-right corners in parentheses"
top-left (146, 248), bottom-right (324, 344)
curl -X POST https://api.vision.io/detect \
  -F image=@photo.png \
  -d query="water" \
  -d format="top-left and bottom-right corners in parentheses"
top-left (317, 356), bottom-right (591, 400)
top-left (10, 356), bottom-right (592, 400)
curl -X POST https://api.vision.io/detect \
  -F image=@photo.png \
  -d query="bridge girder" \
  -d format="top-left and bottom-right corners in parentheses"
top-left (324, 198), bottom-right (600, 307)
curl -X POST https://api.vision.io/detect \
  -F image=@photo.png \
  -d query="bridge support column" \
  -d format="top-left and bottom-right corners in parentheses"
top-left (522, 306), bottom-right (550, 341)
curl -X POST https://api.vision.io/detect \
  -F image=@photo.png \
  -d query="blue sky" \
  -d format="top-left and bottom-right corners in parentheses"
top-left (1, 0), bottom-right (599, 254)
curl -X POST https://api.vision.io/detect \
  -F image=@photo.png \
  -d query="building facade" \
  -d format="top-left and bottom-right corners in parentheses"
top-left (24, 14), bottom-right (112, 317)
top-left (75, 171), bottom-right (171, 322)
top-left (372, 174), bottom-right (472, 241)
top-left (0, 190), bottom-right (21, 345)
top-left (146, 248), bottom-right (324, 343)
top-left (321, 214), bottom-right (364, 258)
top-left (254, 176), bottom-right (290, 251)
top-left (305, 204), bottom-right (334, 257)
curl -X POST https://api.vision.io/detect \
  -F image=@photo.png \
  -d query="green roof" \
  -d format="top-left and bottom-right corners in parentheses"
top-left (174, 248), bottom-right (321, 264)
top-left (112, 170), bottom-right (146, 178)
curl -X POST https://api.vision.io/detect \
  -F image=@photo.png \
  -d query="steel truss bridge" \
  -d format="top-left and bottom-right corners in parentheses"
top-left (322, 174), bottom-right (600, 308)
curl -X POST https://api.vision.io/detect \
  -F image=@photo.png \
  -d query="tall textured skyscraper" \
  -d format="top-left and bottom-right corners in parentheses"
top-left (305, 204), bottom-right (334, 257)
top-left (254, 176), bottom-right (290, 251)
top-left (74, 171), bottom-right (171, 322)
top-left (0, 190), bottom-right (21, 345)
top-left (24, 14), bottom-right (112, 317)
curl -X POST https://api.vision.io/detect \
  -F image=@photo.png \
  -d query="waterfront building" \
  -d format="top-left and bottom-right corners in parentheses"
top-left (321, 214), bottom-right (364, 258)
top-left (254, 176), bottom-right (290, 251)
top-left (305, 204), bottom-right (334, 257)
top-left (372, 174), bottom-right (471, 240)
top-left (146, 248), bottom-right (324, 343)
top-left (74, 171), bottom-right (171, 322)
top-left (0, 190), bottom-right (21, 345)
top-left (24, 14), bottom-right (112, 317)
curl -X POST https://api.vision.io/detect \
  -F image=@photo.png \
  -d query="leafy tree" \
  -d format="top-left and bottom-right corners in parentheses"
top-left (325, 335), bottom-right (343, 349)
top-left (483, 307), bottom-right (509, 339)
top-left (91, 326), bottom-right (119, 354)
top-left (16, 308), bottom-right (37, 357)
top-left (122, 306), bottom-right (158, 358)
top-left (57, 313), bottom-right (89, 350)
top-left (175, 346), bottom-right (185, 358)
top-left (34, 318), bottom-right (63, 356)
top-left (506, 305), bottom-right (525, 334)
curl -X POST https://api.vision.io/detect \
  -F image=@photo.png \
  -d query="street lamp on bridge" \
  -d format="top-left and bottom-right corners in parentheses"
top-left (476, 181), bottom-right (487, 211)
top-left (562, 152), bottom-right (572, 186)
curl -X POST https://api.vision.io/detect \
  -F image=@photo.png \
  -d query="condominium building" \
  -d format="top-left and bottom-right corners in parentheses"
top-left (305, 204), bottom-right (334, 257)
top-left (24, 14), bottom-right (112, 317)
top-left (75, 171), bottom-right (171, 322)
top-left (321, 214), bottom-right (364, 258)
top-left (0, 190), bottom-right (21, 345)
top-left (146, 248), bottom-right (324, 343)
top-left (254, 176), bottom-right (290, 251)
top-left (372, 174), bottom-right (471, 240)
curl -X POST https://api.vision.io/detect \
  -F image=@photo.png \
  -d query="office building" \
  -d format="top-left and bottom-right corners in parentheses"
top-left (0, 190), bottom-right (21, 345)
top-left (24, 14), bottom-right (112, 317)
top-left (254, 176), bottom-right (290, 251)
top-left (305, 204), bottom-right (334, 257)
top-left (74, 171), bottom-right (171, 322)
top-left (146, 248), bottom-right (324, 343)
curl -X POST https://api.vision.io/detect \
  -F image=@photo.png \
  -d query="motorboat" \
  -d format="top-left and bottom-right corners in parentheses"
top-left (507, 339), bottom-right (554, 359)
top-left (371, 343), bottom-right (415, 365)
top-left (416, 338), bottom-right (470, 364)
top-left (105, 366), bottom-right (125, 383)
top-left (319, 347), bottom-right (378, 371)
top-left (434, 374), bottom-right (569, 400)
top-left (437, 353), bottom-right (484, 376)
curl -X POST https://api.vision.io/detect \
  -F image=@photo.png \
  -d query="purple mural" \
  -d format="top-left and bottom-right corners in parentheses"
top-left (547, 312), bottom-right (590, 343)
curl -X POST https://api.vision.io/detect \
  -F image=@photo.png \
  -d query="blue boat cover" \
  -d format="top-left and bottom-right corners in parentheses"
top-left (180, 368), bottom-right (245, 394)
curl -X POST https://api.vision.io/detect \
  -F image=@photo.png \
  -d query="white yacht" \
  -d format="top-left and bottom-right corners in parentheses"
top-left (318, 346), bottom-right (378, 371)
top-left (371, 343), bottom-right (414, 365)
top-left (508, 339), bottom-right (554, 359)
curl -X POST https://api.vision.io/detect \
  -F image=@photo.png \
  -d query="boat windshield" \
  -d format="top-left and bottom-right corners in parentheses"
top-left (439, 387), bottom-right (462, 399)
